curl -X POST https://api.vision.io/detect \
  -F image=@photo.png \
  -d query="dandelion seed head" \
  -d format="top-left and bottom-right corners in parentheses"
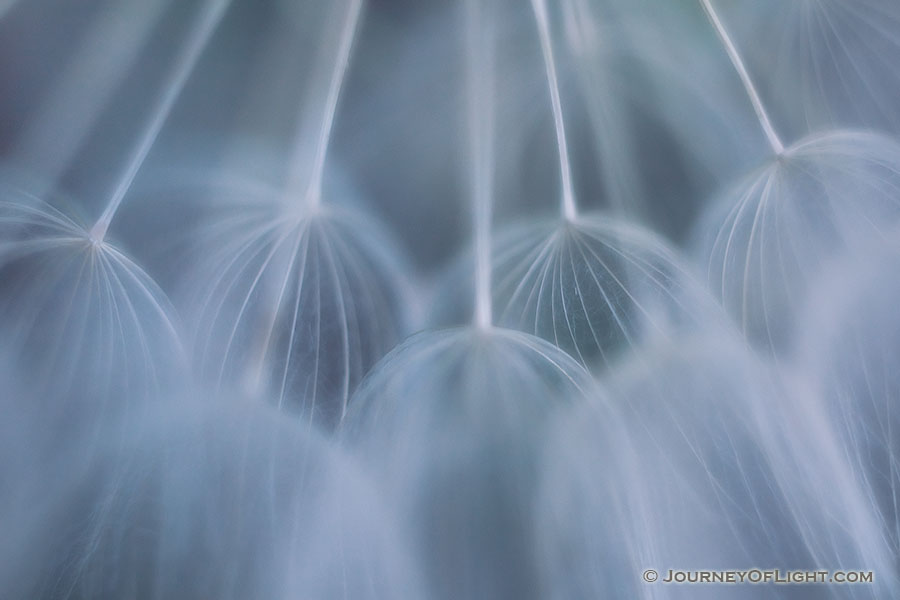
top-left (0, 190), bottom-right (185, 420)
top-left (189, 180), bottom-right (413, 429)
top-left (342, 326), bottom-right (595, 600)
top-left (433, 214), bottom-right (703, 373)
top-left (697, 129), bottom-right (900, 353)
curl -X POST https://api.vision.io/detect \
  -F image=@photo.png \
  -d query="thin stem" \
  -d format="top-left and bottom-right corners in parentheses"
top-left (90, 0), bottom-right (230, 243)
top-left (699, 0), bottom-right (785, 155)
top-left (292, 0), bottom-right (364, 210)
top-left (531, 0), bottom-right (577, 221)
top-left (466, 0), bottom-right (495, 329)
